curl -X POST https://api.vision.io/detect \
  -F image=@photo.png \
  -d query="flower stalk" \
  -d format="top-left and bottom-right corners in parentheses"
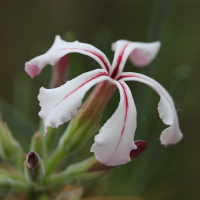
top-left (46, 80), bottom-right (117, 174)
top-left (44, 156), bottom-right (103, 186)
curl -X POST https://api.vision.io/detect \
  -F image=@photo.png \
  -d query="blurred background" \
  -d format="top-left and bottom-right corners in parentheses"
top-left (0, 0), bottom-right (200, 199)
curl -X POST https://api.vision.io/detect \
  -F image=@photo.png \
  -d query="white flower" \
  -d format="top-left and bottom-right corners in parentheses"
top-left (25, 36), bottom-right (183, 166)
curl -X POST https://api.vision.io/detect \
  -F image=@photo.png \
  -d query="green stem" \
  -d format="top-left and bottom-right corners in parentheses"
top-left (46, 81), bottom-right (116, 175)
top-left (46, 147), bottom-right (66, 176)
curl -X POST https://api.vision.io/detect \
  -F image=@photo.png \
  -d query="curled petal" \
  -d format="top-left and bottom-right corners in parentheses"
top-left (25, 35), bottom-right (111, 78)
top-left (130, 140), bottom-right (147, 159)
top-left (25, 62), bottom-right (41, 79)
top-left (91, 81), bottom-right (137, 166)
top-left (111, 40), bottom-right (160, 79)
top-left (118, 72), bottom-right (183, 146)
top-left (38, 69), bottom-right (112, 135)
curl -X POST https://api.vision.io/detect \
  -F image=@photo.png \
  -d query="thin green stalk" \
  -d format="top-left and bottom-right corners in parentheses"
top-left (45, 147), bottom-right (66, 176)
top-left (46, 81), bottom-right (116, 175)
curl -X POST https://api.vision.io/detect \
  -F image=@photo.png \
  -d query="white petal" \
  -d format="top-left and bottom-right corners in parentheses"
top-left (25, 35), bottom-right (111, 78)
top-left (111, 40), bottom-right (160, 79)
top-left (38, 69), bottom-right (112, 135)
top-left (91, 81), bottom-right (137, 166)
top-left (118, 72), bottom-right (183, 146)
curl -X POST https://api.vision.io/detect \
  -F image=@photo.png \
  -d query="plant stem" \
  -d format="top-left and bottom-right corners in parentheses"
top-left (46, 81), bottom-right (116, 175)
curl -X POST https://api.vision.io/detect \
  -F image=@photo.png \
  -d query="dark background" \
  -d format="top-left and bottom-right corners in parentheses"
top-left (0, 1), bottom-right (200, 199)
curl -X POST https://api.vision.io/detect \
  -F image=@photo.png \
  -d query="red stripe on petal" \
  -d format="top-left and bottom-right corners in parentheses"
top-left (118, 74), bottom-right (174, 109)
top-left (54, 48), bottom-right (110, 73)
top-left (54, 72), bottom-right (108, 108)
top-left (114, 82), bottom-right (129, 151)
top-left (111, 43), bottom-right (130, 79)
top-left (117, 74), bottom-right (141, 81)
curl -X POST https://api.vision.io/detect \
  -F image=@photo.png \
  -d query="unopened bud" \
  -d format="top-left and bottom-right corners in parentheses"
top-left (27, 152), bottom-right (40, 171)
top-left (130, 140), bottom-right (147, 159)
top-left (24, 152), bottom-right (45, 182)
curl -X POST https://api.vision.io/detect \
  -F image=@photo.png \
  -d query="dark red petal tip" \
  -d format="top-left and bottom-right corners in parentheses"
top-left (27, 152), bottom-right (40, 170)
top-left (130, 140), bottom-right (147, 159)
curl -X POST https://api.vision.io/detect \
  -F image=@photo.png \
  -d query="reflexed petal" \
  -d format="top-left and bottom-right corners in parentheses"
top-left (130, 140), bottom-right (147, 159)
top-left (118, 72), bottom-right (183, 146)
top-left (111, 40), bottom-right (160, 79)
top-left (38, 69), bottom-right (111, 135)
top-left (91, 81), bottom-right (137, 166)
top-left (25, 35), bottom-right (111, 78)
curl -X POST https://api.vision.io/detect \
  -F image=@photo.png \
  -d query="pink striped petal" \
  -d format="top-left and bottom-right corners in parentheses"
top-left (91, 81), bottom-right (137, 166)
top-left (25, 35), bottom-right (111, 78)
top-left (111, 40), bottom-right (160, 79)
top-left (38, 69), bottom-right (112, 135)
top-left (118, 72), bottom-right (183, 146)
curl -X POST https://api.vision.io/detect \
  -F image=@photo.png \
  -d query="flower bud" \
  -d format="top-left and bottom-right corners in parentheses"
top-left (27, 152), bottom-right (40, 170)
top-left (24, 152), bottom-right (45, 182)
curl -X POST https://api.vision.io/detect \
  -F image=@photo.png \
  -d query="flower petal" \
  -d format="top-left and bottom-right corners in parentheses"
top-left (111, 40), bottom-right (160, 79)
top-left (118, 72), bottom-right (183, 146)
top-left (38, 69), bottom-right (111, 135)
top-left (25, 35), bottom-right (111, 78)
top-left (91, 81), bottom-right (137, 166)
